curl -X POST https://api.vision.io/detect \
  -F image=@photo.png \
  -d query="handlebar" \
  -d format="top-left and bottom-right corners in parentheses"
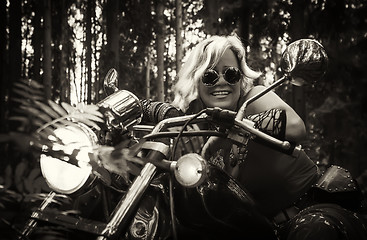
top-left (144, 107), bottom-right (292, 153)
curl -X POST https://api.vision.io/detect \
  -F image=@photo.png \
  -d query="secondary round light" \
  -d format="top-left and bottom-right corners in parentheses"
top-left (174, 153), bottom-right (208, 188)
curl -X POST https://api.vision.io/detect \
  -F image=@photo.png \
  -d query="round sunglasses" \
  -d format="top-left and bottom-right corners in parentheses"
top-left (201, 66), bottom-right (242, 86)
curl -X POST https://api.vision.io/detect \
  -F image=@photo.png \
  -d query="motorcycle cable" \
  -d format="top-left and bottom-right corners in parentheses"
top-left (169, 173), bottom-right (178, 240)
top-left (170, 109), bottom-right (207, 162)
top-left (168, 109), bottom-right (206, 240)
top-left (142, 130), bottom-right (225, 140)
top-left (168, 109), bottom-right (245, 237)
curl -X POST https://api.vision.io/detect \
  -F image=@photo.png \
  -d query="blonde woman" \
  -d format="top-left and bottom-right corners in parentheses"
top-left (172, 34), bottom-right (318, 218)
top-left (172, 35), bottom-right (305, 142)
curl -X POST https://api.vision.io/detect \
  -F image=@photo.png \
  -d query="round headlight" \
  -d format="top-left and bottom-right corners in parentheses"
top-left (174, 153), bottom-right (208, 188)
top-left (40, 125), bottom-right (97, 194)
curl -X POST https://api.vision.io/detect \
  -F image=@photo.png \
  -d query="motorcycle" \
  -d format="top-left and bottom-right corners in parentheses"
top-left (5, 39), bottom-right (366, 240)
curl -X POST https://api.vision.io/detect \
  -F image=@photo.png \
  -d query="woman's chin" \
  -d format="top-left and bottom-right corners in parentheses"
top-left (209, 100), bottom-right (236, 110)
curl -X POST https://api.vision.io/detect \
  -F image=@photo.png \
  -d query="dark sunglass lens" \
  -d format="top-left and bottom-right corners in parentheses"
top-left (202, 70), bottom-right (219, 85)
top-left (225, 67), bottom-right (241, 84)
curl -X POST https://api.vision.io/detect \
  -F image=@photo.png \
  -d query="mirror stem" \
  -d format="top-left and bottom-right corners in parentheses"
top-left (236, 75), bottom-right (290, 121)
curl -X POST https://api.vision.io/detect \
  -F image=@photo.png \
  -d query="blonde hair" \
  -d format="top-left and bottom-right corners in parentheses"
top-left (172, 35), bottom-right (261, 112)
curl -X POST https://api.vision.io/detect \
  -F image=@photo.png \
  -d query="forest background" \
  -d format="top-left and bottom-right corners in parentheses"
top-left (0, 0), bottom-right (366, 224)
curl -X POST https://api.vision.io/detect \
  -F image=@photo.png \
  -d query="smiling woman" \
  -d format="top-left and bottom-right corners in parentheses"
top-left (198, 49), bottom-right (242, 111)
top-left (172, 34), bottom-right (306, 142)
top-left (171, 34), bottom-right (316, 221)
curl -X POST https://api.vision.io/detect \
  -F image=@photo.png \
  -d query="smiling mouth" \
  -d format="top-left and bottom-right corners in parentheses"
top-left (211, 91), bottom-right (231, 96)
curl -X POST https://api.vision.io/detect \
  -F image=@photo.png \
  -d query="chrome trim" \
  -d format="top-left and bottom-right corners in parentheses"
top-left (133, 124), bottom-right (155, 132)
top-left (142, 141), bottom-right (170, 158)
top-left (98, 163), bottom-right (157, 239)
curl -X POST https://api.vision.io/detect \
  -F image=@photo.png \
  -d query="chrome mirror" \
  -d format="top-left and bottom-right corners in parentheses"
top-left (103, 68), bottom-right (119, 96)
top-left (281, 39), bottom-right (328, 85)
top-left (236, 39), bottom-right (328, 120)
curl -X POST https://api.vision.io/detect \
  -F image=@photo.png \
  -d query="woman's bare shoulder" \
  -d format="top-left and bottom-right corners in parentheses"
top-left (245, 85), bottom-right (267, 100)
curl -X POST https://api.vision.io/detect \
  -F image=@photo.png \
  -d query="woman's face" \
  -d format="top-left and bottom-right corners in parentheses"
top-left (198, 48), bottom-right (241, 111)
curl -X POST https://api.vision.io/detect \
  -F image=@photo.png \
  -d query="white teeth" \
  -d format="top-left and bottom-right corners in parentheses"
top-left (212, 91), bottom-right (230, 96)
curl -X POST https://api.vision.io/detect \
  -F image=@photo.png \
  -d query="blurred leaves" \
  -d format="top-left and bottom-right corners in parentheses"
top-left (0, 186), bottom-right (22, 209)
top-left (2, 79), bottom-right (145, 189)
top-left (10, 79), bottom-right (104, 140)
top-left (0, 79), bottom-right (109, 204)
top-left (96, 140), bottom-right (144, 182)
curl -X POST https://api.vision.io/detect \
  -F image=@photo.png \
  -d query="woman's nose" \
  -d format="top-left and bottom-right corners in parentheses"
top-left (216, 73), bottom-right (227, 85)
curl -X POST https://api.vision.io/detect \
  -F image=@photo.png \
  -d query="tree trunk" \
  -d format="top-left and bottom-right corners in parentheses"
top-left (9, 0), bottom-right (22, 131)
top-left (106, 0), bottom-right (120, 87)
top-left (86, 0), bottom-right (93, 104)
top-left (289, 0), bottom-right (305, 41)
top-left (43, 0), bottom-right (52, 100)
top-left (32, 0), bottom-right (41, 83)
top-left (238, 1), bottom-right (250, 43)
top-left (204, 0), bottom-right (219, 35)
top-left (0, 0), bottom-right (8, 132)
top-left (156, 0), bottom-right (165, 102)
top-left (146, 47), bottom-right (151, 99)
top-left (175, 0), bottom-right (183, 73)
top-left (59, 0), bottom-right (69, 103)
top-left (9, 0), bottom-right (21, 83)
top-left (288, 0), bottom-right (306, 122)
top-left (93, 3), bottom-right (99, 102)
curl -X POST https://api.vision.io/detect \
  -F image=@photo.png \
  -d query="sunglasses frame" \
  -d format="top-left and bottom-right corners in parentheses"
top-left (201, 66), bottom-right (242, 86)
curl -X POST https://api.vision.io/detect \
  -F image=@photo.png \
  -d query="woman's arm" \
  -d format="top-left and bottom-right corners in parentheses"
top-left (244, 85), bottom-right (306, 142)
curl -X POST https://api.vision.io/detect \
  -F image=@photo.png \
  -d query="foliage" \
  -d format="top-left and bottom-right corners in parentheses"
top-left (303, 1), bottom-right (367, 175)
top-left (0, 78), bottom-right (144, 195)
top-left (0, 79), bottom-right (104, 194)
top-left (10, 79), bottom-right (104, 135)
top-left (204, 0), bottom-right (367, 177)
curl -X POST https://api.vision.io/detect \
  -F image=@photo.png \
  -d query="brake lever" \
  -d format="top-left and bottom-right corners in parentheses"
top-left (205, 107), bottom-right (237, 128)
top-left (233, 118), bottom-right (292, 151)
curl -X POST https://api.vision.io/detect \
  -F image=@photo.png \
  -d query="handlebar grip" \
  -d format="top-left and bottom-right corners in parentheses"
top-left (140, 99), bottom-right (183, 124)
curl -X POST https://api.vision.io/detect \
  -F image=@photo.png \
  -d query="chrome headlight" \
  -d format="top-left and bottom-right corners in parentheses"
top-left (40, 124), bottom-right (97, 194)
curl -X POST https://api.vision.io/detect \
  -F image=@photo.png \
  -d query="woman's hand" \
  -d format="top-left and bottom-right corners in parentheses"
top-left (201, 136), bottom-right (231, 161)
top-left (169, 124), bottom-right (205, 159)
top-left (201, 136), bottom-right (240, 177)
